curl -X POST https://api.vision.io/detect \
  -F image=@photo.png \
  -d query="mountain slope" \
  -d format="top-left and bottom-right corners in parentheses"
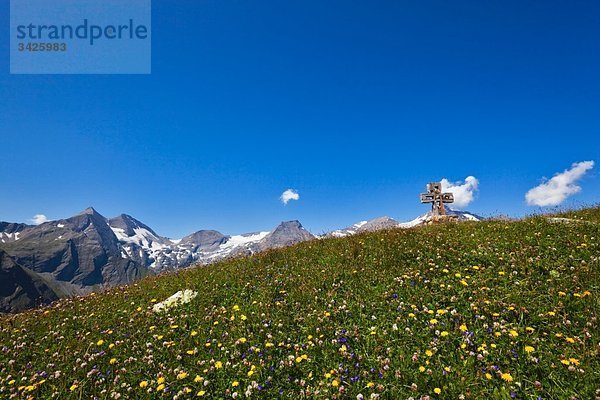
top-left (0, 208), bottom-right (147, 298)
top-left (0, 249), bottom-right (60, 313)
top-left (0, 207), bottom-right (597, 398)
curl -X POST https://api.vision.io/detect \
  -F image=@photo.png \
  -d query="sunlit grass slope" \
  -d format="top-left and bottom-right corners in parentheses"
top-left (1, 208), bottom-right (599, 399)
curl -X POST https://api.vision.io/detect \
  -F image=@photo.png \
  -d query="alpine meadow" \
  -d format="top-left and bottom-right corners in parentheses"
top-left (1, 207), bottom-right (598, 399)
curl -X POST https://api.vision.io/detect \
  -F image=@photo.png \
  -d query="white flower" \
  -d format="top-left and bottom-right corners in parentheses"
top-left (152, 289), bottom-right (198, 313)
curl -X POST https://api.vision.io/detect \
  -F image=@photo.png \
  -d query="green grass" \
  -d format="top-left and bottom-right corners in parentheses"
top-left (1, 208), bottom-right (599, 399)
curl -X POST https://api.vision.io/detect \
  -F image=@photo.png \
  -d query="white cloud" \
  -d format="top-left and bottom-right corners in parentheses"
top-left (280, 189), bottom-right (300, 205)
top-left (525, 161), bottom-right (595, 207)
top-left (30, 214), bottom-right (49, 225)
top-left (440, 176), bottom-right (479, 209)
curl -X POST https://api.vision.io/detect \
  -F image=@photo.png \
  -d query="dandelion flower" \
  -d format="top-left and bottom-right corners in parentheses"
top-left (139, 381), bottom-right (148, 388)
top-left (434, 388), bottom-right (441, 394)
top-left (524, 346), bottom-right (535, 353)
top-left (501, 373), bottom-right (513, 382)
top-left (177, 372), bottom-right (188, 380)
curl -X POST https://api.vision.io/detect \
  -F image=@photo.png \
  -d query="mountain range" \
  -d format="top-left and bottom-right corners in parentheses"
top-left (0, 206), bottom-right (480, 312)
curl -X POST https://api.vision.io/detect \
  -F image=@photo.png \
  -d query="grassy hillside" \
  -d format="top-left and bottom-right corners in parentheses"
top-left (1, 208), bottom-right (599, 399)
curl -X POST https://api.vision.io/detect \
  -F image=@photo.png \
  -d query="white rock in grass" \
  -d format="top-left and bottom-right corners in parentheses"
top-left (153, 289), bottom-right (198, 313)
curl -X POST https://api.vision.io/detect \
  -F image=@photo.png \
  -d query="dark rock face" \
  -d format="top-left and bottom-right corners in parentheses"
top-left (0, 250), bottom-right (59, 313)
top-left (258, 221), bottom-right (314, 250)
top-left (180, 230), bottom-right (230, 252)
top-left (0, 222), bottom-right (32, 243)
top-left (0, 208), bottom-right (147, 304)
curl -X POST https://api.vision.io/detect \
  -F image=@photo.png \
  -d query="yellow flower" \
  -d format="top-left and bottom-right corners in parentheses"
top-left (232, 381), bottom-right (239, 387)
top-left (440, 331), bottom-right (449, 337)
top-left (565, 337), bottom-right (575, 344)
top-left (485, 373), bottom-right (492, 380)
top-left (524, 346), bottom-right (535, 353)
top-left (429, 319), bottom-right (438, 325)
top-left (425, 350), bottom-right (433, 357)
top-left (109, 343), bottom-right (115, 349)
top-left (194, 375), bottom-right (203, 383)
top-left (569, 358), bottom-right (580, 365)
top-left (241, 314), bottom-right (247, 321)
top-left (560, 359), bottom-right (570, 365)
top-left (367, 382), bottom-right (375, 388)
top-left (408, 313), bottom-right (415, 318)
top-left (184, 387), bottom-right (192, 394)
top-left (331, 379), bottom-right (339, 387)
top-left (419, 366), bottom-right (425, 372)
top-left (186, 350), bottom-right (196, 355)
top-left (295, 356), bottom-right (303, 363)
top-left (459, 324), bottom-right (467, 332)
top-left (434, 388), bottom-right (442, 394)
top-left (215, 361), bottom-right (223, 369)
top-left (197, 390), bottom-right (206, 397)
top-left (232, 305), bottom-right (240, 311)
top-left (157, 377), bottom-right (165, 384)
top-left (177, 372), bottom-right (188, 380)
top-left (191, 330), bottom-right (198, 336)
top-left (96, 339), bottom-right (104, 346)
top-left (157, 384), bottom-right (165, 391)
top-left (239, 337), bottom-right (247, 344)
top-left (109, 358), bottom-right (117, 364)
top-left (70, 384), bottom-right (78, 391)
top-left (509, 330), bottom-right (518, 338)
top-left (501, 373), bottom-right (513, 382)
top-left (139, 381), bottom-right (148, 388)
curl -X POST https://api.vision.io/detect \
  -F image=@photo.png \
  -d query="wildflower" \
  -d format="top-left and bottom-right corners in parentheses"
top-left (197, 390), bottom-right (206, 397)
top-left (434, 388), bottom-right (442, 394)
top-left (157, 377), bottom-right (165, 384)
top-left (501, 373), bottom-right (513, 382)
top-left (485, 373), bottom-right (492, 380)
top-left (215, 361), bottom-right (223, 369)
top-left (241, 314), bottom-right (247, 321)
top-left (195, 375), bottom-right (203, 383)
top-left (524, 346), bottom-right (535, 353)
top-left (232, 381), bottom-right (239, 387)
top-left (430, 319), bottom-right (438, 325)
top-left (139, 381), bottom-right (148, 388)
top-left (332, 379), bottom-right (340, 387)
top-left (509, 330), bottom-right (518, 338)
top-left (367, 382), bottom-right (375, 388)
top-left (157, 384), bottom-right (165, 391)
top-left (191, 330), bottom-right (198, 336)
top-left (459, 324), bottom-right (467, 332)
top-left (425, 350), bottom-right (433, 357)
top-left (96, 339), bottom-right (104, 346)
top-left (109, 358), bottom-right (117, 364)
top-left (440, 331), bottom-right (449, 337)
top-left (70, 383), bottom-right (78, 391)
top-left (177, 372), bottom-right (188, 380)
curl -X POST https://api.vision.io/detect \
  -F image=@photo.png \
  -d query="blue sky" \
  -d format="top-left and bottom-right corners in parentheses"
top-left (1, 0), bottom-right (599, 238)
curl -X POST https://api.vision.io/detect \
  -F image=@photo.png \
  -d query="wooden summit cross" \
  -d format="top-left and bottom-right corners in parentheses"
top-left (420, 182), bottom-right (454, 216)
